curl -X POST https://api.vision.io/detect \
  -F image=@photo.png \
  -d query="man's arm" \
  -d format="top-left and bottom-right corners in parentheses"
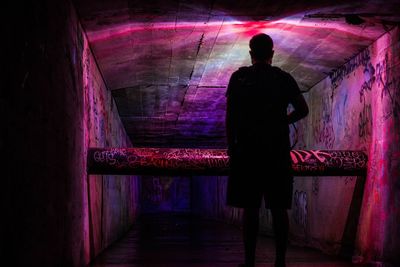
top-left (288, 93), bottom-right (309, 124)
top-left (225, 72), bottom-right (239, 157)
top-left (226, 94), bottom-right (235, 156)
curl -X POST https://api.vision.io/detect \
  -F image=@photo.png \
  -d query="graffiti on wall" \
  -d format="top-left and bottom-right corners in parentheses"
top-left (358, 61), bottom-right (374, 140)
top-left (329, 49), bottom-right (371, 90)
top-left (357, 52), bottom-right (400, 122)
top-left (294, 190), bottom-right (308, 231)
top-left (359, 62), bottom-right (375, 103)
top-left (359, 103), bottom-right (372, 139)
top-left (313, 96), bottom-right (335, 149)
top-left (376, 53), bottom-right (400, 120)
top-left (376, 53), bottom-right (390, 98)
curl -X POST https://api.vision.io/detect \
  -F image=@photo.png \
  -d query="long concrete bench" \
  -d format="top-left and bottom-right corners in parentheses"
top-left (87, 148), bottom-right (367, 176)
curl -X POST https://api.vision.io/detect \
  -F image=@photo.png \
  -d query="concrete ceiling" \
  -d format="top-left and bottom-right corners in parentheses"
top-left (74, 0), bottom-right (400, 148)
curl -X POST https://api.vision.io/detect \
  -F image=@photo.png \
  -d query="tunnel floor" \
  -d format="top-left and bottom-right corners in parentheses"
top-left (90, 213), bottom-right (356, 267)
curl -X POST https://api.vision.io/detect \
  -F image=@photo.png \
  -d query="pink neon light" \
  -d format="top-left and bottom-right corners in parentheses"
top-left (88, 20), bottom-right (274, 43)
top-left (87, 11), bottom-right (380, 44)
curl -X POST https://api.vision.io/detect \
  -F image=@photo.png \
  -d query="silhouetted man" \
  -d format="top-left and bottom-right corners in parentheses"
top-left (225, 33), bottom-right (309, 267)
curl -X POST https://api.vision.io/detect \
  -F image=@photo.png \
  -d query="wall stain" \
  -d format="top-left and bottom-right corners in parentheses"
top-left (312, 177), bottom-right (319, 196)
top-left (318, 97), bottom-right (335, 149)
top-left (294, 190), bottom-right (308, 232)
top-left (359, 103), bottom-right (372, 139)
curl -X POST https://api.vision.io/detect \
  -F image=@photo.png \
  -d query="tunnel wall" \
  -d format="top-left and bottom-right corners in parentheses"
top-left (2, 1), bottom-right (140, 266)
top-left (3, 1), bottom-right (88, 266)
top-left (291, 26), bottom-right (400, 265)
top-left (188, 27), bottom-right (400, 266)
top-left (139, 174), bottom-right (243, 224)
top-left (354, 26), bottom-right (400, 266)
top-left (82, 20), bottom-right (141, 260)
top-left (141, 176), bottom-right (190, 213)
top-left (191, 176), bottom-right (243, 224)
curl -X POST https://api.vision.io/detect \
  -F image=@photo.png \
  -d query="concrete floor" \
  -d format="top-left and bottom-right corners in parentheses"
top-left (90, 213), bottom-right (357, 267)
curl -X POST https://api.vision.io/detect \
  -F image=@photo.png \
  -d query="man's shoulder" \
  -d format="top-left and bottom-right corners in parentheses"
top-left (271, 66), bottom-right (297, 82)
top-left (233, 66), bottom-right (251, 75)
top-left (231, 65), bottom-right (293, 80)
top-left (229, 66), bottom-right (251, 84)
top-left (271, 65), bottom-right (287, 75)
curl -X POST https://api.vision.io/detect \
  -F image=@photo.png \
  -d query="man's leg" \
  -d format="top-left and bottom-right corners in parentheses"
top-left (242, 208), bottom-right (259, 267)
top-left (270, 208), bottom-right (289, 267)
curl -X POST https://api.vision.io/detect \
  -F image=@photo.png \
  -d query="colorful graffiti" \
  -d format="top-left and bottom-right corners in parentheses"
top-left (90, 147), bottom-right (228, 175)
top-left (290, 150), bottom-right (367, 175)
top-left (88, 148), bottom-right (368, 176)
top-left (292, 28), bottom-right (400, 264)
top-left (359, 62), bottom-right (375, 103)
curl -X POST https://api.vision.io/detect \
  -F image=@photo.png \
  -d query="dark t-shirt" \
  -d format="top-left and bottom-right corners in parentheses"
top-left (226, 63), bottom-right (301, 175)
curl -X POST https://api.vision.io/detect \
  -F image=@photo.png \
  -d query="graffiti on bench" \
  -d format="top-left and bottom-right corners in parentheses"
top-left (87, 148), bottom-right (367, 176)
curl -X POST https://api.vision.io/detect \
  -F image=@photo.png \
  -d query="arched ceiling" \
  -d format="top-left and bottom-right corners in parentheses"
top-left (74, 0), bottom-right (400, 147)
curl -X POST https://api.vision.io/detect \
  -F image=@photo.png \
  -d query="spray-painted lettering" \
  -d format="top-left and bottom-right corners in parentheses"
top-left (330, 49), bottom-right (370, 89)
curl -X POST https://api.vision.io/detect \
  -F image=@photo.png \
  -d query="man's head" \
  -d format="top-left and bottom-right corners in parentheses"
top-left (249, 33), bottom-right (274, 63)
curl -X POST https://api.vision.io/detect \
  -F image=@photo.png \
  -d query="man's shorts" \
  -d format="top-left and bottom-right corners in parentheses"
top-left (226, 164), bottom-right (293, 209)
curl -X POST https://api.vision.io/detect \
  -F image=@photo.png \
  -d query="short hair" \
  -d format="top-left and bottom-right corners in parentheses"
top-left (249, 33), bottom-right (274, 60)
